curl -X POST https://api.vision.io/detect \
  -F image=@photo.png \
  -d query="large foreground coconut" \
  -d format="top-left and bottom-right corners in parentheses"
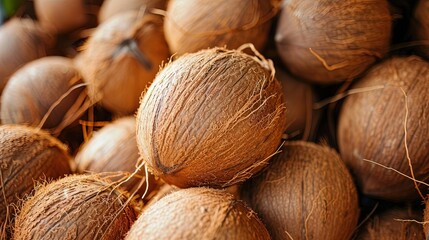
top-left (0, 18), bottom-right (54, 95)
top-left (126, 187), bottom-right (270, 240)
top-left (13, 174), bottom-right (138, 240)
top-left (136, 47), bottom-right (286, 188)
top-left (338, 56), bottom-right (429, 201)
top-left (276, 0), bottom-right (391, 84)
top-left (242, 141), bottom-right (359, 240)
top-left (77, 11), bottom-right (170, 115)
top-left (164, 0), bottom-right (278, 55)
top-left (99, 0), bottom-right (167, 23)
top-left (1, 57), bottom-right (85, 134)
top-left (76, 117), bottom-right (156, 196)
top-left (0, 125), bottom-right (72, 234)
top-left (358, 207), bottom-right (424, 239)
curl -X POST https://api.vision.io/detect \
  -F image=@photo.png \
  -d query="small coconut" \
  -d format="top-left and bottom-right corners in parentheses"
top-left (0, 18), bottom-right (55, 95)
top-left (136, 47), bottom-right (286, 188)
top-left (357, 207), bottom-right (424, 240)
top-left (13, 174), bottom-right (138, 240)
top-left (0, 125), bottom-right (72, 233)
top-left (1, 57), bottom-right (86, 134)
top-left (276, 0), bottom-right (391, 84)
top-left (77, 11), bottom-right (170, 115)
top-left (126, 187), bottom-right (270, 240)
top-left (34, 0), bottom-right (102, 34)
top-left (75, 116), bottom-right (156, 197)
top-left (338, 56), bottom-right (429, 202)
top-left (411, 0), bottom-right (429, 58)
top-left (241, 141), bottom-right (359, 240)
top-left (164, 0), bottom-right (278, 55)
top-left (99, 0), bottom-right (167, 23)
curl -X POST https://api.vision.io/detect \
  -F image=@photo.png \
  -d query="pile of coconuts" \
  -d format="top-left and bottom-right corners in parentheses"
top-left (1, 0), bottom-right (429, 239)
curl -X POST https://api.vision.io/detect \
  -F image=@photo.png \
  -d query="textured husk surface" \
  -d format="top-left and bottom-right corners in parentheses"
top-left (164, 0), bottom-right (277, 55)
top-left (76, 116), bottom-right (155, 196)
top-left (0, 125), bottom-right (71, 232)
top-left (136, 47), bottom-right (286, 188)
top-left (0, 18), bottom-right (54, 95)
top-left (13, 174), bottom-right (137, 240)
top-left (338, 56), bottom-right (429, 201)
top-left (276, 0), bottom-right (391, 84)
top-left (99, 0), bottom-right (167, 23)
top-left (126, 187), bottom-right (270, 240)
top-left (357, 207), bottom-right (424, 240)
top-left (242, 141), bottom-right (359, 240)
top-left (1, 57), bottom-right (84, 130)
top-left (77, 11), bottom-right (170, 115)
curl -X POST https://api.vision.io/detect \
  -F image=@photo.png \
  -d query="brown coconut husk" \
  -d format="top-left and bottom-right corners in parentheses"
top-left (0, 125), bottom-right (72, 236)
top-left (0, 18), bottom-right (55, 95)
top-left (126, 187), bottom-right (270, 240)
top-left (1, 57), bottom-right (88, 135)
top-left (411, 0), bottom-right (429, 58)
top-left (241, 141), bottom-right (359, 240)
top-left (77, 11), bottom-right (170, 115)
top-left (357, 207), bottom-right (424, 240)
top-left (276, 0), bottom-right (392, 84)
top-left (136, 46), bottom-right (286, 188)
top-left (99, 0), bottom-right (167, 23)
top-left (75, 116), bottom-right (157, 197)
top-left (164, 0), bottom-right (279, 55)
top-left (338, 56), bottom-right (429, 202)
top-left (13, 174), bottom-right (138, 240)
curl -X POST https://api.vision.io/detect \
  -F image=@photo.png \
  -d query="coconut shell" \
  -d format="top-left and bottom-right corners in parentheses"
top-left (242, 141), bottom-right (359, 240)
top-left (357, 207), bottom-right (424, 240)
top-left (412, 0), bottom-right (429, 58)
top-left (99, 0), bottom-right (167, 23)
top-left (136, 47), bottom-right (286, 188)
top-left (276, 0), bottom-right (391, 84)
top-left (126, 187), bottom-right (270, 240)
top-left (164, 0), bottom-right (277, 55)
top-left (1, 57), bottom-right (85, 133)
top-left (0, 125), bottom-right (72, 232)
top-left (77, 11), bottom-right (170, 115)
top-left (0, 18), bottom-right (55, 95)
top-left (338, 56), bottom-right (429, 202)
top-left (75, 116), bottom-right (156, 197)
top-left (13, 174), bottom-right (137, 240)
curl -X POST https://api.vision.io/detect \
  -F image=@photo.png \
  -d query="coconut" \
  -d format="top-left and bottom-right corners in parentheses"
top-left (164, 0), bottom-right (278, 55)
top-left (275, 0), bottom-right (391, 84)
top-left (126, 187), bottom-right (270, 240)
top-left (424, 199), bottom-right (429, 237)
top-left (0, 125), bottom-right (72, 234)
top-left (136, 47), bottom-right (286, 188)
top-left (13, 174), bottom-right (138, 240)
top-left (99, 0), bottom-right (167, 23)
top-left (357, 207), bottom-right (424, 239)
top-left (412, 0), bottom-right (429, 58)
top-left (338, 56), bottom-right (429, 202)
top-left (34, 0), bottom-right (101, 34)
top-left (241, 141), bottom-right (359, 240)
top-left (1, 57), bottom-right (86, 134)
top-left (75, 116), bottom-right (156, 197)
top-left (77, 11), bottom-right (170, 115)
top-left (0, 18), bottom-right (55, 95)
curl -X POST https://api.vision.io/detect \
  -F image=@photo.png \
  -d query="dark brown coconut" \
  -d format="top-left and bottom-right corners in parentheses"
top-left (0, 125), bottom-right (72, 233)
top-left (276, 0), bottom-right (391, 84)
top-left (75, 116), bottom-right (156, 196)
top-left (0, 18), bottom-right (55, 95)
top-left (126, 187), bottom-right (270, 240)
top-left (357, 208), bottom-right (424, 240)
top-left (1, 57), bottom-right (85, 134)
top-left (164, 0), bottom-right (278, 55)
top-left (412, 0), bottom-right (429, 58)
top-left (13, 174), bottom-right (137, 240)
top-left (338, 56), bottom-right (429, 201)
top-left (77, 11), bottom-right (170, 115)
top-left (242, 141), bottom-right (359, 240)
top-left (34, 0), bottom-right (101, 34)
top-left (136, 47), bottom-right (286, 188)
top-left (99, 0), bottom-right (167, 23)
